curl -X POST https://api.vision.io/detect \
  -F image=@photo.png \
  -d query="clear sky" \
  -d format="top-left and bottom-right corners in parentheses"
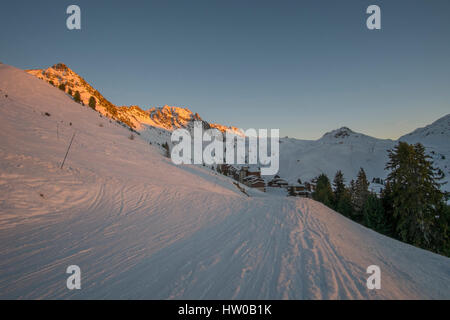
top-left (1, 0), bottom-right (449, 140)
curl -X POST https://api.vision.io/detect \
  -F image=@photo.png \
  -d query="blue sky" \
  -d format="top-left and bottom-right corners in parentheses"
top-left (1, 0), bottom-right (449, 140)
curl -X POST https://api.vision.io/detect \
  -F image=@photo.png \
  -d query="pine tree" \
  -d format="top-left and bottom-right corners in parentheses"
top-left (73, 91), bottom-right (81, 103)
top-left (363, 193), bottom-right (388, 233)
top-left (337, 189), bottom-right (353, 217)
top-left (380, 181), bottom-right (396, 237)
top-left (349, 179), bottom-right (356, 196)
top-left (431, 202), bottom-right (450, 256)
top-left (68, 88), bottom-right (73, 96)
top-left (58, 83), bottom-right (66, 91)
top-left (162, 142), bottom-right (170, 158)
top-left (312, 173), bottom-right (334, 208)
top-left (331, 170), bottom-right (353, 217)
top-left (352, 168), bottom-right (370, 222)
top-left (385, 142), bottom-right (445, 249)
top-left (333, 171), bottom-right (345, 208)
top-left (89, 96), bottom-right (96, 110)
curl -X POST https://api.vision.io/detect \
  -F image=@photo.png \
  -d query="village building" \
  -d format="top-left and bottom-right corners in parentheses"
top-left (267, 175), bottom-right (289, 188)
top-left (287, 184), bottom-right (312, 198)
top-left (239, 166), bottom-right (249, 183)
top-left (247, 167), bottom-right (261, 178)
top-left (219, 164), bottom-right (266, 192)
top-left (242, 175), bottom-right (266, 192)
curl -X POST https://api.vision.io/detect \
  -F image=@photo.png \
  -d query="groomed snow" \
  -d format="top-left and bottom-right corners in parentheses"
top-left (0, 64), bottom-right (449, 299)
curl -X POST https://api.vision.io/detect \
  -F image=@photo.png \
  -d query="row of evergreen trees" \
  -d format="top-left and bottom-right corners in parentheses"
top-left (312, 142), bottom-right (450, 257)
top-left (71, 90), bottom-right (97, 111)
top-left (54, 82), bottom-right (96, 110)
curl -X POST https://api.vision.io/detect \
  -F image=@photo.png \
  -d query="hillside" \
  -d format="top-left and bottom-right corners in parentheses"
top-left (278, 128), bottom-right (395, 185)
top-left (0, 63), bottom-right (449, 299)
top-left (278, 122), bottom-right (450, 192)
top-left (26, 63), bottom-right (235, 135)
top-left (26, 64), bottom-right (449, 191)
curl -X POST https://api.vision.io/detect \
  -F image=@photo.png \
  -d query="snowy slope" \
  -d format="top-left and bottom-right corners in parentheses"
top-left (1, 64), bottom-right (449, 299)
top-left (278, 128), bottom-right (395, 185)
top-left (27, 63), bottom-right (120, 122)
top-left (26, 64), bottom-right (236, 136)
top-left (278, 122), bottom-right (450, 192)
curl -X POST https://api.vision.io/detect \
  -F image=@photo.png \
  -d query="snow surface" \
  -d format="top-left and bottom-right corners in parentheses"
top-left (278, 123), bottom-right (450, 192)
top-left (0, 64), bottom-right (449, 299)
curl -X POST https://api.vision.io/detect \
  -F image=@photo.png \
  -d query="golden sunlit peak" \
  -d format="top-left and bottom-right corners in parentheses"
top-left (52, 63), bottom-right (70, 71)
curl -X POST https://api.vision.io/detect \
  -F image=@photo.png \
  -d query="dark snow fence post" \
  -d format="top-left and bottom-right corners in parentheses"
top-left (61, 132), bottom-right (76, 169)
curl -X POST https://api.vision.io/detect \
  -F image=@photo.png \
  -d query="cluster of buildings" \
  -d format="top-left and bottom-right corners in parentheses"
top-left (219, 164), bottom-right (266, 192)
top-left (218, 164), bottom-right (312, 198)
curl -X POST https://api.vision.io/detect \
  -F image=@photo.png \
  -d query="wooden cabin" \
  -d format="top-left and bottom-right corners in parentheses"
top-left (268, 175), bottom-right (289, 188)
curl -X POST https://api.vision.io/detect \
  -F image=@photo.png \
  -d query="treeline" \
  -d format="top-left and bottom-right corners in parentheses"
top-left (312, 141), bottom-right (450, 257)
top-left (51, 80), bottom-right (98, 111)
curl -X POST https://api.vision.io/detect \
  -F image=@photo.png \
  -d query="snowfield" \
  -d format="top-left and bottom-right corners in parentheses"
top-left (278, 122), bottom-right (450, 193)
top-left (0, 64), bottom-right (449, 299)
top-left (278, 131), bottom-right (394, 186)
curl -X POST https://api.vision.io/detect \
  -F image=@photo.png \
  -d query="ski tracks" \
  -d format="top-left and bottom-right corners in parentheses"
top-left (276, 199), bottom-right (369, 299)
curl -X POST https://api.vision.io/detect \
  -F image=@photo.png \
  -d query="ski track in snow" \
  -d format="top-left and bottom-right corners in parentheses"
top-left (0, 64), bottom-right (449, 299)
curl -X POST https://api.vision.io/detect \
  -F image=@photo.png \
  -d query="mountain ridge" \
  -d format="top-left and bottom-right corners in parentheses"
top-left (26, 63), bottom-right (242, 136)
top-left (25, 63), bottom-right (449, 142)
top-left (25, 63), bottom-right (449, 189)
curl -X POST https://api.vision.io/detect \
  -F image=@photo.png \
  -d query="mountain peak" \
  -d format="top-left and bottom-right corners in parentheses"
top-left (23, 64), bottom-right (247, 136)
top-left (143, 105), bottom-right (205, 130)
top-left (52, 63), bottom-right (70, 72)
top-left (321, 126), bottom-right (355, 139)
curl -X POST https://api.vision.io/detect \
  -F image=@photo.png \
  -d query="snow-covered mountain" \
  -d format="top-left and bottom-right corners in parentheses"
top-left (278, 127), bottom-right (395, 184)
top-left (26, 63), bottom-right (239, 135)
top-left (26, 63), bottom-right (449, 192)
top-left (27, 63), bottom-right (121, 121)
top-left (278, 119), bottom-right (450, 192)
top-left (399, 114), bottom-right (450, 186)
top-left (400, 114), bottom-right (450, 146)
top-left (1, 63), bottom-right (449, 299)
